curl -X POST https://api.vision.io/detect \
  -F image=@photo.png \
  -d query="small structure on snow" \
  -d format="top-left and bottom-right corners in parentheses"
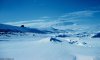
top-left (21, 25), bottom-right (25, 27)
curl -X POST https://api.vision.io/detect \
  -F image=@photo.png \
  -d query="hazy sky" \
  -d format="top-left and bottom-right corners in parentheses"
top-left (0, 0), bottom-right (100, 23)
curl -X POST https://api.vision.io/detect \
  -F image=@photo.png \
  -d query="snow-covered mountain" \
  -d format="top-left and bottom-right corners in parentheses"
top-left (0, 20), bottom-right (100, 60)
top-left (0, 23), bottom-right (51, 34)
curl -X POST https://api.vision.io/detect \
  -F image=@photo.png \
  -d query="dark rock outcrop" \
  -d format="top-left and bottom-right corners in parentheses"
top-left (50, 37), bottom-right (62, 42)
top-left (92, 33), bottom-right (100, 38)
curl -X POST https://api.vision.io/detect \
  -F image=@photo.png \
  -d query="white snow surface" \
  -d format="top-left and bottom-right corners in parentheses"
top-left (0, 20), bottom-right (100, 60)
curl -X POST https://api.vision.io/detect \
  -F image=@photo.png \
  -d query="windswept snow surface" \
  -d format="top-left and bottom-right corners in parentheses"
top-left (0, 20), bottom-right (100, 60)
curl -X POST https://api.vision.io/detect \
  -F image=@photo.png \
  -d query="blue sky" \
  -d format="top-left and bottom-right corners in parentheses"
top-left (0, 0), bottom-right (100, 23)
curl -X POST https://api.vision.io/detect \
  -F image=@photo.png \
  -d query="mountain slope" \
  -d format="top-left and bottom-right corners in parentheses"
top-left (0, 24), bottom-right (47, 33)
